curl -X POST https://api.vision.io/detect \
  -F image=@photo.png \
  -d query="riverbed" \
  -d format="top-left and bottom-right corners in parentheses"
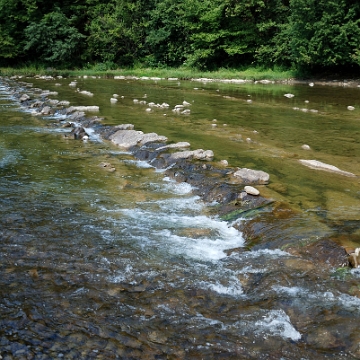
top-left (0, 75), bottom-right (360, 359)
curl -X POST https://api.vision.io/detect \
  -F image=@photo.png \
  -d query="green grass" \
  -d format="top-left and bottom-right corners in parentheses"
top-left (0, 64), bottom-right (297, 82)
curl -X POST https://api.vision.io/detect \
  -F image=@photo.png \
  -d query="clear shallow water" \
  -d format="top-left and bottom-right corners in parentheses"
top-left (22, 76), bottom-right (360, 222)
top-left (1, 78), bottom-right (360, 359)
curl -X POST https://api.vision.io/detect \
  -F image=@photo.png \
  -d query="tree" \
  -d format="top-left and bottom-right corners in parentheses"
top-left (24, 8), bottom-right (85, 67)
top-left (146, 0), bottom-right (188, 67)
top-left (85, 0), bottom-right (152, 66)
top-left (0, 0), bottom-right (37, 62)
top-left (180, 0), bottom-right (290, 70)
top-left (289, 0), bottom-right (360, 69)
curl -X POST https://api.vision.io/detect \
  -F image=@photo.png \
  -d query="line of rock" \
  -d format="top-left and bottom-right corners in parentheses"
top-left (2, 76), bottom-right (354, 269)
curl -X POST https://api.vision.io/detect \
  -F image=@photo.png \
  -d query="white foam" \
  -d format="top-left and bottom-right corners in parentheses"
top-left (117, 200), bottom-right (244, 261)
top-left (124, 159), bottom-right (154, 168)
top-left (156, 224), bottom-right (243, 261)
top-left (84, 127), bottom-right (102, 142)
top-left (238, 265), bottom-right (266, 274)
top-left (107, 264), bottom-right (133, 283)
top-left (199, 276), bottom-right (244, 296)
top-left (255, 309), bottom-right (301, 341)
top-left (272, 286), bottom-right (305, 297)
top-left (247, 249), bottom-right (292, 258)
top-left (273, 286), bottom-right (360, 314)
top-left (159, 197), bottom-right (203, 212)
top-left (162, 177), bottom-right (193, 195)
top-left (338, 293), bottom-right (360, 312)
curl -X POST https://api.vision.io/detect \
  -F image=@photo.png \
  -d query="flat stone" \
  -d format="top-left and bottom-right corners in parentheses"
top-left (299, 159), bottom-right (356, 177)
top-left (114, 124), bottom-right (134, 130)
top-left (233, 168), bottom-right (270, 184)
top-left (156, 142), bottom-right (191, 151)
top-left (109, 130), bottom-right (167, 150)
top-left (71, 106), bottom-right (99, 112)
top-left (166, 149), bottom-right (214, 162)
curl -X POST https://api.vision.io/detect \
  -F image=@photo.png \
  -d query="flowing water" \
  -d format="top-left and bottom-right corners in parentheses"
top-left (0, 76), bottom-right (360, 359)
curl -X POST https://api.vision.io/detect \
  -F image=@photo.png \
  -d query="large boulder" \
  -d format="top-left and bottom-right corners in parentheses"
top-left (109, 130), bottom-right (167, 150)
top-left (232, 168), bottom-right (270, 184)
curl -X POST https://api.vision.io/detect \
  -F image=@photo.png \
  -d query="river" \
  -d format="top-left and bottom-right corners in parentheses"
top-left (0, 75), bottom-right (360, 359)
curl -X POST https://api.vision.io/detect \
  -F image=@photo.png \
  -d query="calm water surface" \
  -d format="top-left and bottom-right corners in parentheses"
top-left (0, 77), bottom-right (360, 359)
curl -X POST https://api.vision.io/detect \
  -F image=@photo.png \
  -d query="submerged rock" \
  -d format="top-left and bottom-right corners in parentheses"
top-left (70, 126), bottom-right (89, 140)
top-left (298, 238), bottom-right (348, 268)
top-left (99, 162), bottom-right (116, 172)
top-left (299, 159), bottom-right (356, 177)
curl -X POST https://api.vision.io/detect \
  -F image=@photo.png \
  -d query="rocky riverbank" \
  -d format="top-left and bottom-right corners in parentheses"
top-left (2, 75), bottom-right (354, 270)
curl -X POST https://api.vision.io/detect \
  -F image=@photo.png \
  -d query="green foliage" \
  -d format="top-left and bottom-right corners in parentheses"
top-left (0, 25), bottom-right (19, 59)
top-left (1, 0), bottom-right (360, 74)
top-left (85, 0), bottom-right (150, 66)
top-left (289, 0), bottom-right (360, 68)
top-left (146, 0), bottom-right (189, 67)
top-left (0, 0), bottom-right (28, 61)
top-left (24, 9), bottom-right (85, 66)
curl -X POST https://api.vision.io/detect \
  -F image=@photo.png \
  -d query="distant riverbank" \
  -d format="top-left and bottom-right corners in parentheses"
top-left (2, 65), bottom-right (360, 88)
top-left (0, 65), bottom-right (295, 81)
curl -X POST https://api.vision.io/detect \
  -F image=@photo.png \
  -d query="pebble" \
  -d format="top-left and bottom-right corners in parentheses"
top-left (244, 186), bottom-right (260, 196)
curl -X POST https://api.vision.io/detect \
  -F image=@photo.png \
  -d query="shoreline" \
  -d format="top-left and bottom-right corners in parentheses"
top-left (3, 67), bottom-right (360, 88)
top-left (1, 75), bottom-right (354, 270)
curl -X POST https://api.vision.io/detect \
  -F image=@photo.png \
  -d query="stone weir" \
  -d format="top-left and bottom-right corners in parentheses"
top-left (4, 76), bottom-right (352, 269)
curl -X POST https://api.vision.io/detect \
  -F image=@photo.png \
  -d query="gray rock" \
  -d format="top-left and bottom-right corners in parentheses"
top-left (41, 106), bottom-right (53, 115)
top-left (166, 149), bottom-right (214, 163)
top-left (109, 130), bottom-right (167, 150)
top-left (299, 159), bottom-right (356, 177)
top-left (233, 168), bottom-right (270, 184)
top-left (58, 100), bottom-right (70, 106)
top-left (156, 142), bottom-right (191, 151)
top-left (71, 106), bottom-right (99, 112)
top-left (19, 94), bottom-right (30, 102)
top-left (114, 124), bottom-right (135, 130)
top-left (71, 126), bottom-right (89, 140)
top-left (244, 185), bottom-right (260, 195)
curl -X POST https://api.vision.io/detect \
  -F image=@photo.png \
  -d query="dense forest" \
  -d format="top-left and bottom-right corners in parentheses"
top-left (1, 0), bottom-right (360, 74)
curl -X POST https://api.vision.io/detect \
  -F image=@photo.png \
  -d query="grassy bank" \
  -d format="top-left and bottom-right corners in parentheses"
top-left (0, 65), bottom-right (296, 82)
